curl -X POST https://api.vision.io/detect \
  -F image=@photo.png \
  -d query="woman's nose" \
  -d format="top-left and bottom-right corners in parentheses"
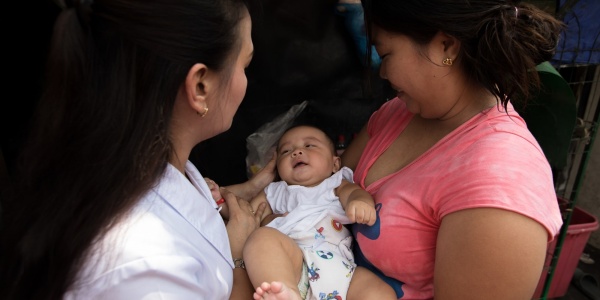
top-left (379, 64), bottom-right (387, 80)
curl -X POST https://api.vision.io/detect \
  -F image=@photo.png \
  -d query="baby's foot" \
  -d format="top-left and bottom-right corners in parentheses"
top-left (253, 281), bottom-right (301, 300)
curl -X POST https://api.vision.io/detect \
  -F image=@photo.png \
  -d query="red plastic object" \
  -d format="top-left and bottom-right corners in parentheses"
top-left (533, 200), bottom-right (599, 299)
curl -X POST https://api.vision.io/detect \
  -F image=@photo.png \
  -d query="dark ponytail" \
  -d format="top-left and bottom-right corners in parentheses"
top-left (0, 0), bottom-right (253, 299)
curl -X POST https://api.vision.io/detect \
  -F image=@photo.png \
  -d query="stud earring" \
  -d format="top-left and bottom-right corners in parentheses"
top-left (198, 106), bottom-right (209, 117)
top-left (442, 58), bottom-right (453, 66)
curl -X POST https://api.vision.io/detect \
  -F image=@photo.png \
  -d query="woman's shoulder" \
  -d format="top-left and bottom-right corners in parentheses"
top-left (372, 97), bottom-right (408, 121)
top-left (457, 105), bottom-right (540, 149)
top-left (368, 97), bottom-right (412, 136)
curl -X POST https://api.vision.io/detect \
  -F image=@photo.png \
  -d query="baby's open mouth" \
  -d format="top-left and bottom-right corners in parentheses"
top-left (293, 161), bottom-right (307, 168)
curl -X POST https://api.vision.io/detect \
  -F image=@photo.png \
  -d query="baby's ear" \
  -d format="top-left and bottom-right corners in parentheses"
top-left (332, 156), bottom-right (341, 173)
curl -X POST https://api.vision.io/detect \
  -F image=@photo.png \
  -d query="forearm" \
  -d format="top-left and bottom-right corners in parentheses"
top-left (225, 169), bottom-right (275, 201)
top-left (224, 181), bottom-right (260, 201)
top-left (230, 267), bottom-right (254, 300)
top-left (222, 189), bottom-right (266, 299)
top-left (339, 183), bottom-right (377, 225)
top-left (339, 184), bottom-right (374, 209)
top-left (226, 154), bottom-right (276, 201)
top-left (348, 189), bottom-right (374, 206)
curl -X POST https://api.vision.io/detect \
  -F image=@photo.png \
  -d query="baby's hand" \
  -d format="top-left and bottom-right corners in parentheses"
top-left (205, 178), bottom-right (222, 200)
top-left (346, 199), bottom-right (376, 226)
top-left (205, 178), bottom-right (230, 219)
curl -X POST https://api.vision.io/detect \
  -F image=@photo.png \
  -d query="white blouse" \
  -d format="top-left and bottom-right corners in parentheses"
top-left (65, 162), bottom-right (233, 299)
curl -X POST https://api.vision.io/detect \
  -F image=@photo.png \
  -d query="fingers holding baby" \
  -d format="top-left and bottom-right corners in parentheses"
top-left (221, 188), bottom-right (266, 257)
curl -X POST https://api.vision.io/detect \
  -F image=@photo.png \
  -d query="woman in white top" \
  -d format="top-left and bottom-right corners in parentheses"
top-left (0, 0), bottom-right (273, 299)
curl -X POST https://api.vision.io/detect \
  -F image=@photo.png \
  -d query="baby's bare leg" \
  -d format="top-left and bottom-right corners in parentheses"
top-left (244, 227), bottom-right (304, 299)
top-left (347, 266), bottom-right (397, 300)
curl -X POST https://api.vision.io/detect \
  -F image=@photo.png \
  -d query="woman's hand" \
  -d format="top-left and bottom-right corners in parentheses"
top-left (248, 153), bottom-right (277, 195)
top-left (222, 188), bottom-right (266, 258)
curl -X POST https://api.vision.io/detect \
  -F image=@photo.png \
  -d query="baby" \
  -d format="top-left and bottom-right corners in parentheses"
top-left (210, 125), bottom-right (395, 300)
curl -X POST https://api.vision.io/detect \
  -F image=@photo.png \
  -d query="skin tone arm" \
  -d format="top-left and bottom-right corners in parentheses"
top-left (435, 208), bottom-right (549, 299)
top-left (335, 179), bottom-right (376, 226)
top-left (224, 154), bottom-right (277, 201)
top-left (220, 188), bottom-right (267, 300)
top-left (207, 155), bottom-right (276, 220)
top-left (341, 125), bottom-right (369, 171)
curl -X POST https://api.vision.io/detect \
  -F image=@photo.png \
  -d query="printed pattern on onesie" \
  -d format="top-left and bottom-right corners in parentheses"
top-left (294, 217), bottom-right (356, 300)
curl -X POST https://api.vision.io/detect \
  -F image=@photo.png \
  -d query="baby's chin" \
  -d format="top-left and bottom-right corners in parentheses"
top-left (286, 178), bottom-right (321, 187)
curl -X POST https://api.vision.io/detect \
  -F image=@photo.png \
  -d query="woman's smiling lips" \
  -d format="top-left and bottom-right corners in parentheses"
top-left (391, 85), bottom-right (405, 100)
top-left (396, 91), bottom-right (406, 102)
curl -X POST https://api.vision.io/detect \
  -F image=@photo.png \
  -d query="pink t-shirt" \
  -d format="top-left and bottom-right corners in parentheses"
top-left (352, 97), bottom-right (563, 299)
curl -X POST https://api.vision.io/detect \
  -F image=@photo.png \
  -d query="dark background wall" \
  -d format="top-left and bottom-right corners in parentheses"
top-left (1, 0), bottom-right (392, 188)
top-left (192, 0), bottom-right (392, 185)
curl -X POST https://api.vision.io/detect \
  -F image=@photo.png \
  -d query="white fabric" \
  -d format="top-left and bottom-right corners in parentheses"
top-left (265, 167), bottom-right (354, 236)
top-left (299, 217), bottom-right (355, 300)
top-left (265, 167), bottom-right (358, 300)
top-left (64, 162), bottom-right (233, 300)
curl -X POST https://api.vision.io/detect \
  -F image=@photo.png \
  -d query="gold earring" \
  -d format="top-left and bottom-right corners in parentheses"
top-left (442, 58), bottom-right (453, 66)
top-left (198, 106), bottom-right (208, 117)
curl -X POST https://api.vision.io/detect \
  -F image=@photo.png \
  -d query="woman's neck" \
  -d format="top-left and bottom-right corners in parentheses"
top-left (433, 86), bottom-right (497, 130)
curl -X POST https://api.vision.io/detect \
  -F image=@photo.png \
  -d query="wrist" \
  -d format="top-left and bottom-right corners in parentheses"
top-left (249, 178), bottom-right (262, 196)
top-left (239, 179), bottom-right (260, 200)
top-left (233, 258), bottom-right (246, 269)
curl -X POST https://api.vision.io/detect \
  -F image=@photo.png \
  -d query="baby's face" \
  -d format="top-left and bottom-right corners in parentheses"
top-left (276, 126), bottom-right (339, 187)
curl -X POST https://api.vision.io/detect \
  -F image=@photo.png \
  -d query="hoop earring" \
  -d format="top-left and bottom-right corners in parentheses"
top-left (198, 106), bottom-right (209, 117)
top-left (442, 58), bottom-right (453, 66)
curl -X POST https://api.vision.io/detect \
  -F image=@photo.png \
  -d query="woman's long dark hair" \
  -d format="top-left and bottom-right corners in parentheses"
top-left (0, 0), bottom-right (252, 298)
top-left (361, 0), bottom-right (564, 109)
